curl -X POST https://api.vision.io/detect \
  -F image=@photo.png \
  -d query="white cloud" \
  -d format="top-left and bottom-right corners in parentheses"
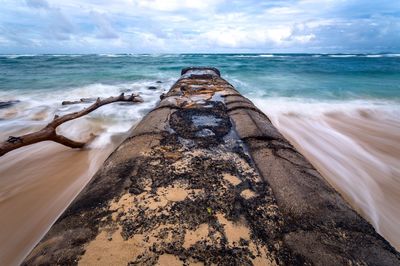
top-left (292, 34), bottom-right (316, 43)
top-left (202, 26), bottom-right (313, 48)
top-left (304, 19), bottom-right (337, 29)
top-left (135, 32), bottom-right (166, 49)
top-left (267, 27), bottom-right (293, 43)
top-left (265, 7), bottom-right (302, 15)
top-left (133, 0), bottom-right (225, 12)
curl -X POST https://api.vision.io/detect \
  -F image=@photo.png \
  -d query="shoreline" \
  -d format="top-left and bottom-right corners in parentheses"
top-left (22, 67), bottom-right (400, 265)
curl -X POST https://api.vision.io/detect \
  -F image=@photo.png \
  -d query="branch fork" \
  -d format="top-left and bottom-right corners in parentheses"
top-left (0, 93), bottom-right (143, 157)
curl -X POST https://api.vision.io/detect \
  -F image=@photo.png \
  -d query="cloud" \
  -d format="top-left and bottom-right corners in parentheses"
top-left (292, 34), bottom-right (316, 43)
top-left (0, 25), bottom-right (37, 46)
top-left (202, 27), bottom-right (291, 48)
top-left (47, 9), bottom-right (76, 40)
top-left (0, 0), bottom-right (399, 53)
top-left (25, 0), bottom-right (49, 9)
top-left (202, 26), bottom-right (316, 49)
top-left (92, 12), bottom-right (119, 39)
top-left (133, 0), bottom-right (225, 12)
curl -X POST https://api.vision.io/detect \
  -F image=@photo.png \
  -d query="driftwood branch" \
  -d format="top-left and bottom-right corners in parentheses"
top-left (0, 93), bottom-right (143, 157)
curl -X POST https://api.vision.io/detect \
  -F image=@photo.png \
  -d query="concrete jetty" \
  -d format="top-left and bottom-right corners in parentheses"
top-left (23, 67), bottom-right (400, 265)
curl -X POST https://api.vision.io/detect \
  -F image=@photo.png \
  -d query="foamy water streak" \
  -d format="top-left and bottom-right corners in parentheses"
top-left (253, 98), bottom-right (400, 250)
top-left (0, 80), bottom-right (170, 265)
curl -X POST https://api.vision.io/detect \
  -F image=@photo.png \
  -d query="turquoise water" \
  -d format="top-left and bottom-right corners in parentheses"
top-left (1, 54), bottom-right (400, 101)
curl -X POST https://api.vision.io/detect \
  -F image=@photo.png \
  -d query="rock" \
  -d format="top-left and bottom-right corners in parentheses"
top-left (0, 100), bottom-right (20, 109)
top-left (148, 86), bottom-right (158, 90)
top-left (156, 81), bottom-right (163, 84)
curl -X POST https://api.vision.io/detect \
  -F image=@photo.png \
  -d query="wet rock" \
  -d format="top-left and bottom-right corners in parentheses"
top-left (120, 88), bottom-right (133, 93)
top-left (148, 86), bottom-right (158, 90)
top-left (0, 100), bottom-right (20, 109)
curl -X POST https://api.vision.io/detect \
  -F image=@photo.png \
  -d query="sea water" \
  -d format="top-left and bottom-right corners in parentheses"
top-left (0, 54), bottom-right (399, 264)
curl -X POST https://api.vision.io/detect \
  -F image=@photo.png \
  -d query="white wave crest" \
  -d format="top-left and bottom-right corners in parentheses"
top-left (328, 54), bottom-right (358, 58)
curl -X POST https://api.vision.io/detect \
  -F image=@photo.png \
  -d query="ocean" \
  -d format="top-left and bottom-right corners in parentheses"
top-left (0, 54), bottom-right (399, 265)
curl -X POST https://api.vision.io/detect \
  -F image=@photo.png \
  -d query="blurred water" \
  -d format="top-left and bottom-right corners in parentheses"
top-left (0, 54), bottom-right (399, 264)
top-left (252, 98), bottom-right (400, 251)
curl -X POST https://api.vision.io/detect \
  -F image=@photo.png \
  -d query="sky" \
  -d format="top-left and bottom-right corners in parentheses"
top-left (0, 0), bottom-right (399, 54)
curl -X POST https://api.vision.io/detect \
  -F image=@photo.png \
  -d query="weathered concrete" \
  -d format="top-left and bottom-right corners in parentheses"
top-left (23, 68), bottom-right (400, 265)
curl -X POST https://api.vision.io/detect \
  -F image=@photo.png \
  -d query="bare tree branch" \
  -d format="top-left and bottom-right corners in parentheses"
top-left (0, 93), bottom-right (143, 157)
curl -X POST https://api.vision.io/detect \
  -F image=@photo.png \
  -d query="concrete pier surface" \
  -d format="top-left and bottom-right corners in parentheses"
top-left (23, 67), bottom-right (400, 265)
